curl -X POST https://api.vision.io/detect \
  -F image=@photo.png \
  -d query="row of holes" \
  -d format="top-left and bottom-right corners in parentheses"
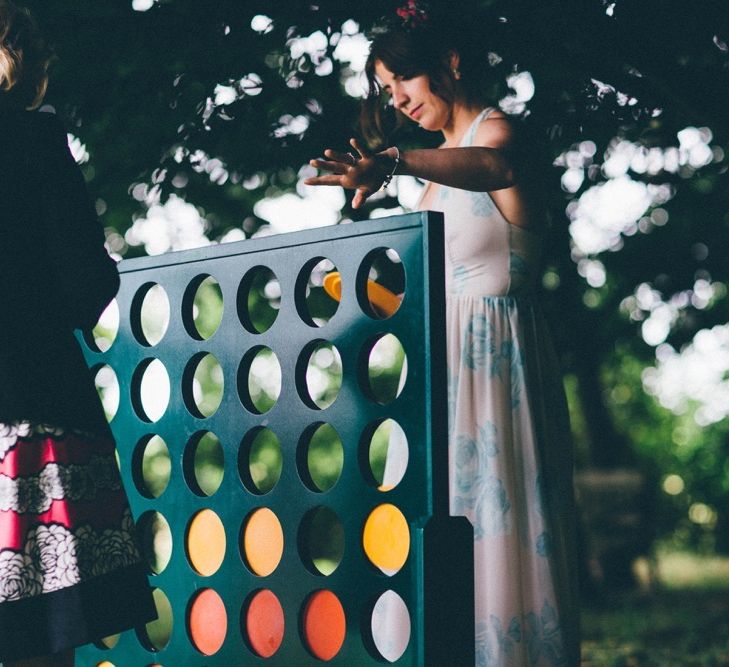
top-left (94, 334), bottom-right (407, 423)
top-left (138, 502), bottom-right (410, 580)
top-left (134, 418), bottom-right (409, 500)
top-left (99, 586), bottom-right (410, 662)
top-left (88, 249), bottom-right (406, 352)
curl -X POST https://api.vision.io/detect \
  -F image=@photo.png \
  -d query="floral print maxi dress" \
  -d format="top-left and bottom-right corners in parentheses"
top-left (411, 108), bottom-right (579, 665)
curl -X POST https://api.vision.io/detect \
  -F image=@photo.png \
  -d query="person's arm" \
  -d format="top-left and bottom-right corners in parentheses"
top-left (305, 113), bottom-right (519, 208)
top-left (37, 114), bottom-right (120, 329)
top-left (394, 146), bottom-right (515, 192)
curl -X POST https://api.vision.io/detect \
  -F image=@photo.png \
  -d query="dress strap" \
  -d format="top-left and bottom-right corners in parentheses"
top-left (461, 107), bottom-right (496, 147)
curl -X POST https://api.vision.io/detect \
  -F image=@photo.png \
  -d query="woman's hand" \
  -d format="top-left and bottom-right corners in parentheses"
top-left (305, 138), bottom-right (394, 209)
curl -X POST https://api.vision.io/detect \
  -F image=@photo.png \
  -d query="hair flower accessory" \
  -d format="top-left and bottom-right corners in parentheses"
top-left (395, 0), bottom-right (428, 30)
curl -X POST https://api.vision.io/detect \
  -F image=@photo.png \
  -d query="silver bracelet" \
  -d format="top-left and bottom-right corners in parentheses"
top-left (380, 146), bottom-right (400, 191)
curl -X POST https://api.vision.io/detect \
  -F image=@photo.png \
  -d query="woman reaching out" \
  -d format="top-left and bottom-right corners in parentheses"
top-left (306, 2), bottom-right (580, 664)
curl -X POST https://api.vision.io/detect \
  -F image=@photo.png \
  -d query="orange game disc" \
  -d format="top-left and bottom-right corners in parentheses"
top-left (302, 589), bottom-right (346, 661)
top-left (242, 508), bottom-right (284, 576)
top-left (188, 588), bottom-right (227, 655)
top-left (322, 272), bottom-right (401, 318)
top-left (245, 589), bottom-right (285, 658)
top-left (322, 271), bottom-right (342, 301)
top-left (362, 503), bottom-right (410, 574)
top-left (186, 509), bottom-right (226, 576)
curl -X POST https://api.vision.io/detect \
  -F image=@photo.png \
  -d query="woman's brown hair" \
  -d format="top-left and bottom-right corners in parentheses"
top-left (0, 0), bottom-right (53, 110)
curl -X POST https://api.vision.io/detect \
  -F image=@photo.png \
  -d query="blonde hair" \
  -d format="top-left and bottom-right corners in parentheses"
top-left (0, 1), bottom-right (53, 110)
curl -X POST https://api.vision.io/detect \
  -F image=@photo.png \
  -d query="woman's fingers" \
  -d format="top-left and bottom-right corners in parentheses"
top-left (303, 174), bottom-right (343, 186)
top-left (309, 158), bottom-right (348, 175)
top-left (307, 140), bottom-right (373, 196)
top-left (324, 148), bottom-right (358, 165)
top-left (350, 137), bottom-right (371, 160)
top-left (351, 187), bottom-right (370, 209)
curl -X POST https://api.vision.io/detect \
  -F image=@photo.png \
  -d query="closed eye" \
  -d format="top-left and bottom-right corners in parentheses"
top-left (380, 75), bottom-right (405, 94)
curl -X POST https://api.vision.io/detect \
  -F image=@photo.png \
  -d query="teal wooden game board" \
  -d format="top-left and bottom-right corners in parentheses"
top-left (76, 211), bottom-right (473, 666)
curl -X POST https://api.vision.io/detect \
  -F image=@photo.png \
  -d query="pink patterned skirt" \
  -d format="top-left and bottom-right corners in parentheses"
top-left (0, 423), bottom-right (155, 662)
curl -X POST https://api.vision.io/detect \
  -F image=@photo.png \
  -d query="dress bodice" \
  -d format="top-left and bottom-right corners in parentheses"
top-left (416, 107), bottom-right (541, 297)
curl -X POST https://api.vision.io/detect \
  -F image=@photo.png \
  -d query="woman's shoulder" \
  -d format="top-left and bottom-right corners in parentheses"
top-left (1, 109), bottom-right (67, 150)
top-left (0, 107), bottom-right (60, 126)
top-left (28, 110), bottom-right (68, 144)
top-left (471, 107), bottom-right (514, 150)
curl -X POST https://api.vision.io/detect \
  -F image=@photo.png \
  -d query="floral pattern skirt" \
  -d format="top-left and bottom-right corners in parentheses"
top-left (372, 295), bottom-right (581, 666)
top-left (447, 295), bottom-right (580, 666)
top-left (0, 423), bottom-right (156, 662)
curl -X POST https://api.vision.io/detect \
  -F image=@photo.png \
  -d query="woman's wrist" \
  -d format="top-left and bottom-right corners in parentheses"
top-left (378, 146), bottom-right (401, 190)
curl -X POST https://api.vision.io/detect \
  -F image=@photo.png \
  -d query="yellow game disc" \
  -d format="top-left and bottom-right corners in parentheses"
top-left (362, 503), bottom-right (410, 573)
top-left (243, 507), bottom-right (284, 576)
top-left (186, 509), bottom-right (226, 576)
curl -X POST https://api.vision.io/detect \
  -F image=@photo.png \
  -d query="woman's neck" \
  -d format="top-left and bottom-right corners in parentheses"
top-left (441, 103), bottom-right (486, 148)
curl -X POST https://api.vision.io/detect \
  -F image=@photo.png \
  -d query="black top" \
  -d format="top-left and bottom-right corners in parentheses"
top-left (0, 110), bottom-right (119, 432)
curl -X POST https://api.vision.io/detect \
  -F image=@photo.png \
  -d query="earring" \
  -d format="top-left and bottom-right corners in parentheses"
top-left (452, 67), bottom-right (461, 80)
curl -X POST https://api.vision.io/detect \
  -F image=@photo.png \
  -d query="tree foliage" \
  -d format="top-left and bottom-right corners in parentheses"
top-left (22, 0), bottom-right (729, 551)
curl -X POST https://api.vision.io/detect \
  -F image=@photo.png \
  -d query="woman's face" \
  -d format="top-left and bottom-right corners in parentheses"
top-left (374, 60), bottom-right (452, 132)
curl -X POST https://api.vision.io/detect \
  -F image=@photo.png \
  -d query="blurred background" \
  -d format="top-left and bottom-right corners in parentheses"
top-left (23, 0), bottom-right (729, 663)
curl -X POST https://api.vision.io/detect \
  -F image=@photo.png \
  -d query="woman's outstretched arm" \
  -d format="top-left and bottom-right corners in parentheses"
top-left (305, 113), bottom-right (520, 207)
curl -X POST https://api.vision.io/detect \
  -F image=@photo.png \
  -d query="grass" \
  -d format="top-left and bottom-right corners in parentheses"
top-left (581, 553), bottom-right (729, 666)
